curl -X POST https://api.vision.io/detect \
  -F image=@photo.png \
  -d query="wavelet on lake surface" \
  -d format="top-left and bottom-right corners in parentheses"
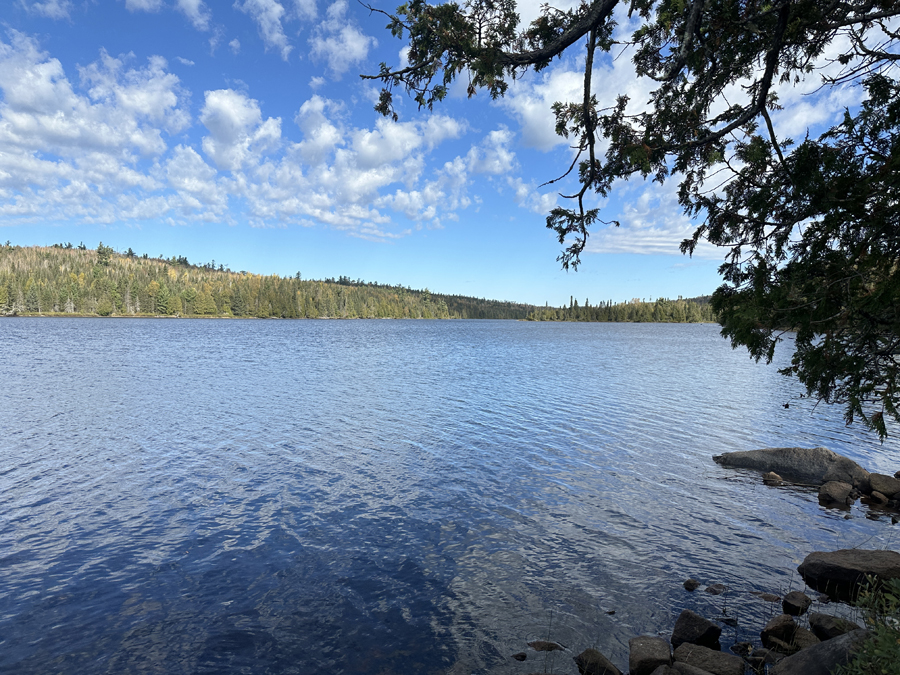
top-left (1, 319), bottom-right (896, 674)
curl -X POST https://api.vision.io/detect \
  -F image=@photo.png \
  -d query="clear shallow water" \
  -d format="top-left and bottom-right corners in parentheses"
top-left (1, 318), bottom-right (898, 674)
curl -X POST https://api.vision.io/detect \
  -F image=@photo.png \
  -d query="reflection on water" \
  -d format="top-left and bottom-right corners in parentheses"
top-left (1, 319), bottom-right (896, 674)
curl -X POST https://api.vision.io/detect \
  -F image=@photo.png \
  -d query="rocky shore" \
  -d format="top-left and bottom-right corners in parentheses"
top-left (512, 447), bottom-right (900, 675)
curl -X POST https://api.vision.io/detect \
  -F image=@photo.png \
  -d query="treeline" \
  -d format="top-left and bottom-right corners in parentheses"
top-left (525, 296), bottom-right (717, 323)
top-left (0, 243), bottom-right (537, 319)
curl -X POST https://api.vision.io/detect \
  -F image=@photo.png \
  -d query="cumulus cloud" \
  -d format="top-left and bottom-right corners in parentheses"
top-left (176, 0), bottom-right (212, 30)
top-left (235, 0), bottom-right (293, 61)
top-left (467, 127), bottom-right (516, 175)
top-left (22, 0), bottom-right (72, 19)
top-left (200, 89), bottom-right (282, 170)
top-left (229, 38), bottom-right (241, 54)
top-left (309, 0), bottom-right (375, 75)
top-left (293, 0), bottom-right (316, 20)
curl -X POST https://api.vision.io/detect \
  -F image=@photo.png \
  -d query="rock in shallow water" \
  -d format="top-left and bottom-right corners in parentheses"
top-left (629, 636), bottom-right (671, 675)
top-left (713, 447), bottom-right (868, 486)
top-left (670, 609), bottom-right (722, 650)
top-left (770, 629), bottom-right (869, 675)
top-left (782, 590), bottom-right (812, 616)
top-left (683, 578), bottom-right (701, 591)
top-left (528, 640), bottom-right (563, 652)
top-left (573, 647), bottom-right (621, 675)
top-left (808, 612), bottom-right (861, 641)
top-left (673, 643), bottom-right (744, 675)
top-left (798, 549), bottom-right (900, 601)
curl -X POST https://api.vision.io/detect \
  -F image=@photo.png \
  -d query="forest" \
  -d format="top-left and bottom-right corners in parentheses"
top-left (0, 243), bottom-right (715, 322)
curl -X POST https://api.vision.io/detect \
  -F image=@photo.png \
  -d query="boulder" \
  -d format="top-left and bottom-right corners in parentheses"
top-left (791, 626), bottom-right (821, 651)
top-left (684, 578), bottom-right (701, 591)
top-left (629, 636), bottom-right (671, 675)
top-left (869, 473), bottom-right (900, 498)
top-left (818, 481), bottom-right (854, 507)
top-left (770, 629), bottom-right (868, 675)
top-left (782, 590), bottom-right (812, 616)
top-left (713, 447), bottom-right (868, 486)
top-left (649, 667), bottom-right (680, 675)
top-left (573, 648), bottom-right (621, 675)
top-left (869, 491), bottom-right (889, 505)
top-left (672, 663), bottom-right (717, 675)
top-left (750, 647), bottom-right (785, 664)
top-left (673, 643), bottom-right (744, 675)
top-left (808, 612), bottom-right (862, 641)
top-left (798, 549), bottom-right (900, 601)
top-left (761, 614), bottom-right (797, 646)
top-left (671, 609), bottom-right (722, 650)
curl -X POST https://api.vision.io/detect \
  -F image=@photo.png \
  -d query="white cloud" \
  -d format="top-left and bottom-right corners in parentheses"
top-left (293, 0), bottom-right (316, 20)
top-left (176, 0), bottom-right (212, 30)
top-left (235, 0), bottom-right (293, 61)
top-left (200, 89), bottom-right (281, 170)
top-left (507, 176), bottom-right (557, 214)
top-left (229, 38), bottom-right (241, 54)
top-left (22, 0), bottom-right (72, 19)
top-left (124, 0), bottom-right (163, 11)
top-left (176, 57), bottom-right (195, 66)
top-left (466, 127), bottom-right (516, 175)
top-left (309, 0), bottom-right (375, 75)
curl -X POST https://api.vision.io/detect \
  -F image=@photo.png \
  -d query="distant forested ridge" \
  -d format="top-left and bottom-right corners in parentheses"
top-left (0, 243), bottom-right (715, 322)
top-left (525, 296), bottom-right (716, 323)
top-left (0, 243), bottom-right (535, 319)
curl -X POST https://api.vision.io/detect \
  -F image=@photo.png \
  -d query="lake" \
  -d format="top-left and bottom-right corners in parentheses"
top-left (1, 318), bottom-right (897, 674)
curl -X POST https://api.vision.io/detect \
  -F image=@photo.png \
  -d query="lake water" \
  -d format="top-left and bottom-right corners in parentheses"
top-left (1, 318), bottom-right (898, 674)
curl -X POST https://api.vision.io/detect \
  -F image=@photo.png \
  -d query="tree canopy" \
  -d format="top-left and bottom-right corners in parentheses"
top-left (364, 0), bottom-right (900, 439)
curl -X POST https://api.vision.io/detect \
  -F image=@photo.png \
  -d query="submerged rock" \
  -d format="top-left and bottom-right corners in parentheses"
top-left (528, 640), bottom-right (563, 652)
top-left (713, 447), bottom-right (868, 486)
top-left (683, 578), bottom-right (701, 592)
top-left (798, 549), bottom-right (900, 601)
top-left (704, 584), bottom-right (727, 595)
top-left (763, 471), bottom-right (783, 485)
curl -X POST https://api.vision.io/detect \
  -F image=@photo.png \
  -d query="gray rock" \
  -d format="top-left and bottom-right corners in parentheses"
top-left (573, 647), bottom-right (621, 675)
top-left (798, 549), bottom-right (900, 601)
top-left (672, 663), bottom-right (717, 675)
top-left (808, 612), bottom-right (862, 641)
top-left (792, 626), bottom-right (821, 651)
top-left (704, 584), bottom-right (727, 595)
top-left (770, 629), bottom-right (869, 675)
top-left (870, 490), bottom-right (889, 504)
top-left (672, 643), bottom-right (744, 675)
top-left (869, 473), bottom-right (900, 498)
top-left (761, 614), bottom-right (797, 646)
top-left (713, 447), bottom-right (869, 486)
top-left (683, 578), bottom-right (701, 591)
top-left (630, 636), bottom-right (671, 675)
top-left (750, 647), bottom-right (785, 664)
top-left (671, 609), bottom-right (722, 650)
top-left (819, 481), bottom-right (854, 507)
top-left (782, 590), bottom-right (812, 616)
top-left (650, 667), bottom-right (680, 675)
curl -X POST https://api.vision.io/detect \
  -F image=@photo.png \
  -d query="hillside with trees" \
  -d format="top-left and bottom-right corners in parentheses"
top-left (0, 242), bottom-right (714, 322)
top-left (526, 296), bottom-right (716, 323)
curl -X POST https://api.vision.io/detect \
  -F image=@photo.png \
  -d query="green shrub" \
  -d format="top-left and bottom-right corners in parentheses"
top-left (836, 577), bottom-right (900, 675)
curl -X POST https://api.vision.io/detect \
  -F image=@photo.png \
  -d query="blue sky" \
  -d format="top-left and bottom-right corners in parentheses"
top-left (0, 1), bottom-right (858, 305)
